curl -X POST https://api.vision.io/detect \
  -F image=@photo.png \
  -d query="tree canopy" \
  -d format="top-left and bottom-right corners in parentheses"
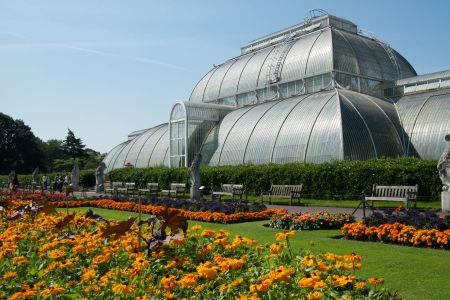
top-left (0, 112), bottom-right (44, 174)
top-left (0, 113), bottom-right (104, 175)
top-left (62, 128), bottom-right (85, 158)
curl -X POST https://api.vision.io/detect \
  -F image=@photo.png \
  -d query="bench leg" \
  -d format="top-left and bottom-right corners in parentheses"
top-left (289, 196), bottom-right (292, 206)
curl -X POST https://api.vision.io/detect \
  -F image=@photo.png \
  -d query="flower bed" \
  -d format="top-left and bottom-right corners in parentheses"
top-left (363, 209), bottom-right (450, 230)
top-left (0, 191), bottom-right (65, 200)
top-left (46, 199), bottom-right (285, 224)
top-left (0, 204), bottom-right (397, 299)
top-left (106, 194), bottom-right (268, 214)
top-left (342, 222), bottom-right (450, 249)
top-left (268, 211), bottom-right (355, 230)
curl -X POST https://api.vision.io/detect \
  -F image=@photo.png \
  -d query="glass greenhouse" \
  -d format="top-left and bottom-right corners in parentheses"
top-left (103, 13), bottom-right (450, 172)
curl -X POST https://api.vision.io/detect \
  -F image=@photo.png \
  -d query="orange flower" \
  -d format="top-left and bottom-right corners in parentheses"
top-left (132, 255), bottom-right (150, 270)
top-left (112, 283), bottom-right (134, 294)
top-left (161, 275), bottom-right (177, 291)
top-left (269, 265), bottom-right (294, 282)
top-left (12, 256), bottom-right (28, 265)
top-left (368, 278), bottom-right (384, 285)
top-left (307, 291), bottom-right (323, 300)
top-left (196, 262), bottom-right (218, 280)
top-left (3, 271), bottom-right (17, 279)
top-left (249, 279), bottom-right (272, 293)
top-left (81, 268), bottom-right (97, 282)
top-left (179, 273), bottom-right (198, 287)
top-left (39, 285), bottom-right (65, 297)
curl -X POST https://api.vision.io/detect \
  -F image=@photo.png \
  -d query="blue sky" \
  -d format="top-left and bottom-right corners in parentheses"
top-left (1, 0), bottom-right (450, 153)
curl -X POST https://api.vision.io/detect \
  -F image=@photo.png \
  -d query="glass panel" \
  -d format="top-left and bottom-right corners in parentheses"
top-left (171, 104), bottom-right (185, 120)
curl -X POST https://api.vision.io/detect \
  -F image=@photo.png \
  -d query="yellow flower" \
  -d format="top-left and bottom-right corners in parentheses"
top-left (275, 230), bottom-right (296, 240)
top-left (191, 225), bottom-right (202, 231)
top-left (301, 254), bottom-right (316, 268)
top-left (269, 242), bottom-right (285, 254)
top-left (307, 291), bottom-right (323, 300)
top-left (355, 281), bottom-right (366, 289)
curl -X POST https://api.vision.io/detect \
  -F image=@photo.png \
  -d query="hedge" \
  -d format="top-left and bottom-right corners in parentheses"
top-left (107, 157), bottom-right (442, 201)
top-left (0, 169), bottom-right (96, 188)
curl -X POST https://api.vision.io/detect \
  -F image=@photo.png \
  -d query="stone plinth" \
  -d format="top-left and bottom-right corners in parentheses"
top-left (442, 191), bottom-right (450, 214)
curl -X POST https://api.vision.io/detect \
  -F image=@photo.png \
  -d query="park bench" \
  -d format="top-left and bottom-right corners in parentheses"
top-left (161, 183), bottom-right (186, 198)
top-left (354, 184), bottom-right (418, 217)
top-left (261, 184), bottom-right (303, 205)
top-left (117, 182), bottom-right (136, 195)
top-left (105, 181), bottom-right (124, 194)
top-left (212, 184), bottom-right (246, 201)
top-left (138, 182), bottom-right (160, 196)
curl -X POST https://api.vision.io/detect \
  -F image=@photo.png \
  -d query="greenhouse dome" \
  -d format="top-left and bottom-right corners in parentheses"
top-left (103, 12), bottom-right (450, 172)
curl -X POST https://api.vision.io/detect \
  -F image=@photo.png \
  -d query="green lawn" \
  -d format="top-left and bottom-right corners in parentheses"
top-left (58, 207), bottom-right (450, 300)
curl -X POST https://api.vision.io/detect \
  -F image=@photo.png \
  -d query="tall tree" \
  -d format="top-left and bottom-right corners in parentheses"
top-left (0, 112), bottom-right (44, 174)
top-left (62, 128), bottom-right (85, 159)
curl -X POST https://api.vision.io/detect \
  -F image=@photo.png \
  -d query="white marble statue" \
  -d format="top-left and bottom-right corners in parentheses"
top-left (437, 134), bottom-right (450, 190)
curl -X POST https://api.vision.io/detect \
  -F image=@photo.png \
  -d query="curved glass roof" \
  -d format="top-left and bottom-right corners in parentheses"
top-left (103, 13), bottom-right (449, 173)
top-left (201, 89), bottom-right (404, 165)
top-left (190, 26), bottom-right (416, 104)
top-left (396, 88), bottom-right (450, 159)
top-left (103, 123), bottom-right (169, 173)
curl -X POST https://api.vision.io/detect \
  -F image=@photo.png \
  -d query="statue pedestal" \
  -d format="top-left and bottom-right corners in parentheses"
top-left (190, 186), bottom-right (202, 201)
top-left (442, 191), bottom-right (450, 214)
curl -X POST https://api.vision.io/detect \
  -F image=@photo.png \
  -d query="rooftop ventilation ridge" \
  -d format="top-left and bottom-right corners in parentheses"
top-left (240, 12), bottom-right (357, 55)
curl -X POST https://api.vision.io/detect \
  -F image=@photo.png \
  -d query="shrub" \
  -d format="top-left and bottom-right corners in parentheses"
top-left (108, 157), bottom-right (441, 201)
